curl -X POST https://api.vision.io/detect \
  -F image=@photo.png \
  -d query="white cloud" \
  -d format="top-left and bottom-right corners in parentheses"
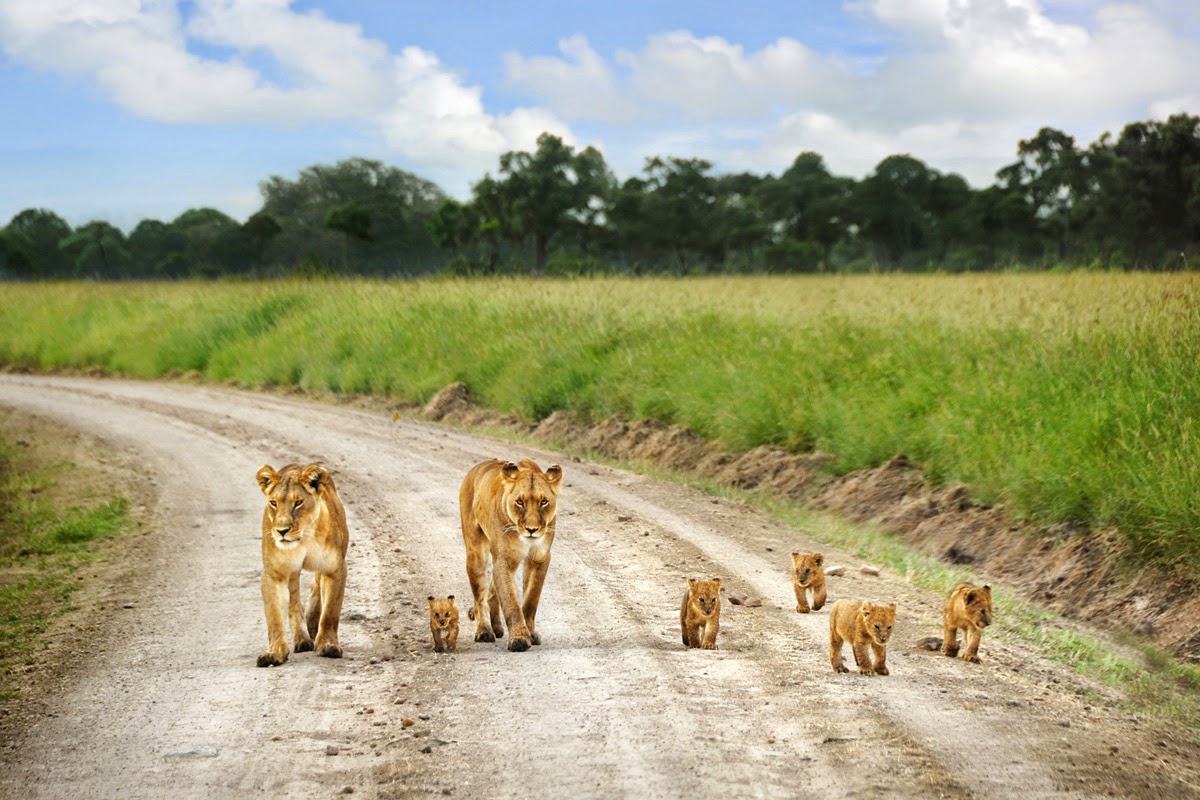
top-left (378, 46), bottom-right (573, 194)
top-left (503, 34), bottom-right (635, 123)
top-left (0, 0), bottom-right (575, 196)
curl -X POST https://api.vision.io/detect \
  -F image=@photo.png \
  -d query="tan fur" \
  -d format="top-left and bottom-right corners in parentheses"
top-left (943, 582), bottom-right (993, 663)
top-left (255, 463), bottom-right (349, 667)
top-left (459, 459), bottom-right (562, 652)
top-left (680, 577), bottom-right (722, 650)
top-left (829, 599), bottom-right (896, 675)
top-left (791, 552), bottom-right (827, 613)
top-left (427, 595), bottom-right (460, 653)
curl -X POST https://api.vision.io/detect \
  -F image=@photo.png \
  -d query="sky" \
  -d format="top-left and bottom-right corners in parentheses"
top-left (2, 0), bottom-right (1199, 232)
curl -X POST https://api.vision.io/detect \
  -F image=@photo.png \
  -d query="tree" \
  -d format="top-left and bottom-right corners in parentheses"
top-left (489, 133), bottom-right (614, 276)
top-left (128, 219), bottom-right (186, 278)
top-left (755, 153), bottom-right (854, 270)
top-left (4, 208), bottom-right (72, 276)
top-left (257, 157), bottom-right (447, 274)
top-left (996, 128), bottom-right (1086, 261)
top-left (58, 221), bottom-right (130, 277)
top-left (854, 155), bottom-right (938, 265)
top-left (325, 202), bottom-right (373, 269)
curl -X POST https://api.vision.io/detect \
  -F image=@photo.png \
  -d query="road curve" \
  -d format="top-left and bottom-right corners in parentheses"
top-left (0, 375), bottom-right (1195, 799)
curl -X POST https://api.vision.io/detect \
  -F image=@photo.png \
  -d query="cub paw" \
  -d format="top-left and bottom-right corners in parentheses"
top-left (257, 651), bottom-right (287, 668)
top-left (963, 653), bottom-right (981, 664)
top-left (475, 630), bottom-right (496, 643)
top-left (796, 605), bottom-right (810, 614)
top-left (875, 665), bottom-right (890, 676)
top-left (294, 639), bottom-right (315, 654)
top-left (433, 643), bottom-right (445, 654)
top-left (508, 637), bottom-right (531, 652)
top-left (859, 666), bottom-right (875, 675)
top-left (833, 664), bottom-right (849, 674)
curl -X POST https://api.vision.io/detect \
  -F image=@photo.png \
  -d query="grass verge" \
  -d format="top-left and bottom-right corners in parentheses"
top-left (0, 434), bottom-right (134, 699)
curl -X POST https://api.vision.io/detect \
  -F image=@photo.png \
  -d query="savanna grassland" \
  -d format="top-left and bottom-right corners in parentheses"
top-left (2, 272), bottom-right (1198, 566)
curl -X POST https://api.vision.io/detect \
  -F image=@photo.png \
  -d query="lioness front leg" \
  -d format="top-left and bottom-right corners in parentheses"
top-left (290, 572), bottom-right (314, 653)
top-left (493, 555), bottom-right (532, 652)
top-left (465, 544), bottom-right (497, 643)
top-left (258, 573), bottom-right (290, 667)
top-left (313, 567), bottom-right (345, 658)
top-left (521, 555), bottom-right (551, 646)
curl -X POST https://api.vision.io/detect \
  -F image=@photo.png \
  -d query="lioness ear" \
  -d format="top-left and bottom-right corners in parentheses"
top-left (543, 464), bottom-right (563, 485)
top-left (300, 464), bottom-right (328, 494)
top-left (502, 461), bottom-right (521, 481)
top-left (256, 465), bottom-right (279, 495)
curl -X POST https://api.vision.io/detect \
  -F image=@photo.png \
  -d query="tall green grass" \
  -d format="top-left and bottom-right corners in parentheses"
top-left (2, 273), bottom-right (1198, 564)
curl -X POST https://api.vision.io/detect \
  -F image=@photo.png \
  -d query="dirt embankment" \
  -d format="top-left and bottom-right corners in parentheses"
top-left (422, 382), bottom-right (1200, 662)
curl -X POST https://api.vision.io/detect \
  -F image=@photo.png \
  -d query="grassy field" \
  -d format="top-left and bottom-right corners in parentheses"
top-left (2, 273), bottom-right (1198, 565)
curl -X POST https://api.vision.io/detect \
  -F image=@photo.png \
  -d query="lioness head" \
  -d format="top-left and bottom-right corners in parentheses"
top-left (256, 463), bottom-right (328, 548)
top-left (500, 460), bottom-right (562, 539)
top-left (964, 585), bottom-right (993, 628)
top-left (791, 552), bottom-right (824, 586)
top-left (862, 602), bottom-right (896, 646)
top-left (687, 577), bottom-right (722, 615)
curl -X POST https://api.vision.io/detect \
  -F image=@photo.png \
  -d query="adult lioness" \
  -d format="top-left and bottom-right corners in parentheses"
top-left (255, 463), bottom-right (349, 667)
top-left (459, 458), bottom-right (562, 652)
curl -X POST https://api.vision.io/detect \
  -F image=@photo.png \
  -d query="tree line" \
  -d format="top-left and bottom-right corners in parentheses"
top-left (3, 114), bottom-right (1199, 279)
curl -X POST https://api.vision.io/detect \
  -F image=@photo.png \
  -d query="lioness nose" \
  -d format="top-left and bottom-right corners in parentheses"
top-left (525, 526), bottom-right (539, 535)
top-left (275, 527), bottom-right (290, 535)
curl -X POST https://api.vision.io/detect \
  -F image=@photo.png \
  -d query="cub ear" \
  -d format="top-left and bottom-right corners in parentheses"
top-left (790, 551), bottom-right (800, 558)
top-left (447, 594), bottom-right (454, 601)
top-left (982, 585), bottom-right (991, 593)
top-left (966, 590), bottom-right (977, 604)
top-left (688, 577), bottom-right (696, 588)
top-left (256, 465), bottom-right (279, 495)
top-left (814, 554), bottom-right (824, 565)
top-left (502, 461), bottom-right (521, 481)
top-left (712, 577), bottom-right (722, 588)
top-left (543, 463), bottom-right (563, 485)
top-left (300, 464), bottom-right (328, 494)
top-left (427, 595), bottom-right (435, 603)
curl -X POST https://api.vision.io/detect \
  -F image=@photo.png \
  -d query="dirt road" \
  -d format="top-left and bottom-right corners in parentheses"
top-left (0, 375), bottom-right (1197, 799)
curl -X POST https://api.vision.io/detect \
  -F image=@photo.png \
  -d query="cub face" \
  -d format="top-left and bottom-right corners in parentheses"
top-left (501, 461), bottom-right (563, 540)
top-left (862, 602), bottom-right (896, 646)
top-left (256, 464), bottom-right (327, 549)
top-left (791, 552), bottom-right (824, 586)
top-left (687, 578), bottom-right (722, 615)
top-left (962, 585), bottom-right (993, 628)
top-left (428, 595), bottom-right (459, 631)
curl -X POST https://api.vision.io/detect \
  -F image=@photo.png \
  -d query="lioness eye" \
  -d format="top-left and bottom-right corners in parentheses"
top-left (269, 500), bottom-right (277, 508)
top-left (515, 499), bottom-right (524, 507)
top-left (540, 499), bottom-right (549, 508)
top-left (294, 499), bottom-right (302, 508)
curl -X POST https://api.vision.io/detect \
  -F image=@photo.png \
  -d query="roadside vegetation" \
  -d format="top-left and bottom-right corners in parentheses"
top-left (0, 429), bottom-right (133, 697)
top-left (2, 272), bottom-right (1198, 569)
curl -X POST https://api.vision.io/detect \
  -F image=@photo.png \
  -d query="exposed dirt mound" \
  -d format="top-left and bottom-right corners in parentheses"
top-left (422, 384), bottom-right (1200, 662)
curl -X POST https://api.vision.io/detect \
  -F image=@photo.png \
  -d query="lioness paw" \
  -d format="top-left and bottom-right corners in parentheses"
top-left (508, 637), bottom-right (531, 652)
top-left (317, 643), bottom-right (343, 659)
top-left (257, 651), bottom-right (287, 668)
top-left (475, 630), bottom-right (496, 643)
top-left (294, 639), bottom-right (315, 654)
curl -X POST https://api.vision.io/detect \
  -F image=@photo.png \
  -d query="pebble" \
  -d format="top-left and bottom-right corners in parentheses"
top-left (401, 718), bottom-right (416, 727)
top-left (860, 565), bottom-right (882, 576)
top-left (326, 745), bottom-right (340, 756)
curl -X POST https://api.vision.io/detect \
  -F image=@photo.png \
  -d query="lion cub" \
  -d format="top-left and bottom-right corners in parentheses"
top-left (427, 595), bottom-right (460, 653)
top-left (791, 552), bottom-right (827, 613)
top-left (943, 582), bottom-right (992, 663)
top-left (680, 577), bottom-right (722, 650)
top-left (829, 598), bottom-right (896, 675)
